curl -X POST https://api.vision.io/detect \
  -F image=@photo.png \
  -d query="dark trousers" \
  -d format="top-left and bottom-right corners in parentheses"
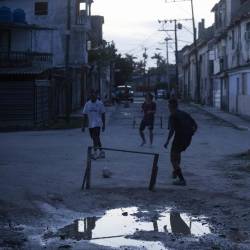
top-left (89, 127), bottom-right (102, 151)
top-left (170, 135), bottom-right (192, 179)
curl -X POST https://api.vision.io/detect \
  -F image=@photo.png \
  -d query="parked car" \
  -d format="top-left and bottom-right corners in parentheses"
top-left (113, 85), bottom-right (134, 103)
top-left (157, 89), bottom-right (167, 99)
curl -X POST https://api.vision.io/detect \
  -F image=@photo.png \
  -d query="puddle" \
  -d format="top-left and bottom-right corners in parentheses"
top-left (45, 207), bottom-right (211, 250)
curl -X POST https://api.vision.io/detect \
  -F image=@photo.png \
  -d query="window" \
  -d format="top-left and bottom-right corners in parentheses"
top-left (35, 2), bottom-right (48, 15)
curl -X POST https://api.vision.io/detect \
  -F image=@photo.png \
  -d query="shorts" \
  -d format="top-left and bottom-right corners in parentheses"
top-left (170, 135), bottom-right (192, 164)
top-left (171, 135), bottom-right (192, 154)
top-left (139, 119), bottom-right (154, 131)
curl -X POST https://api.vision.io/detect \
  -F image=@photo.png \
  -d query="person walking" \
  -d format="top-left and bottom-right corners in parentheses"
top-left (82, 90), bottom-right (106, 160)
top-left (139, 93), bottom-right (156, 146)
top-left (164, 99), bottom-right (197, 185)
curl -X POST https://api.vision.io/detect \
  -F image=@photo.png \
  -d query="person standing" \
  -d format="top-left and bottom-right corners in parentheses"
top-left (164, 99), bottom-right (197, 185)
top-left (139, 93), bottom-right (156, 146)
top-left (170, 88), bottom-right (176, 100)
top-left (82, 91), bottom-right (106, 160)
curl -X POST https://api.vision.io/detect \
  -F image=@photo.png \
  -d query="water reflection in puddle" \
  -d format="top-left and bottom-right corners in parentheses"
top-left (48, 207), bottom-right (211, 250)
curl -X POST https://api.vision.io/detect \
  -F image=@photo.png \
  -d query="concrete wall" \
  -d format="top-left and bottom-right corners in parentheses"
top-left (188, 53), bottom-right (196, 100)
top-left (228, 71), bottom-right (250, 116)
top-left (238, 95), bottom-right (250, 116)
top-left (229, 74), bottom-right (239, 113)
top-left (71, 70), bottom-right (82, 110)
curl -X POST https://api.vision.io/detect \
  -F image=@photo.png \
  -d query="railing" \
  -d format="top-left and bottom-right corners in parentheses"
top-left (74, 12), bottom-right (91, 31)
top-left (0, 51), bottom-right (53, 67)
top-left (76, 14), bottom-right (87, 25)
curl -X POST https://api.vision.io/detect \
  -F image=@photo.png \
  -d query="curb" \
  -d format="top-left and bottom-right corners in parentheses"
top-left (190, 103), bottom-right (249, 131)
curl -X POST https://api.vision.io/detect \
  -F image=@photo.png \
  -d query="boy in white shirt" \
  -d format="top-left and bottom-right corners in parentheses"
top-left (82, 91), bottom-right (106, 160)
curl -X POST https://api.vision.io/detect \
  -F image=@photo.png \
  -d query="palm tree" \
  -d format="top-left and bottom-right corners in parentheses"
top-left (151, 53), bottom-right (164, 68)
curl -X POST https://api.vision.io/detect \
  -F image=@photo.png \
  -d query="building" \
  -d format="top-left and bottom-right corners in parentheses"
top-left (211, 0), bottom-right (250, 116)
top-left (179, 21), bottom-right (214, 104)
top-left (179, 0), bottom-right (250, 119)
top-left (0, 0), bottom-right (93, 129)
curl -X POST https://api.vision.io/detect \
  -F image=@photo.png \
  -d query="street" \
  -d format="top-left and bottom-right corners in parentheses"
top-left (1, 98), bottom-right (250, 250)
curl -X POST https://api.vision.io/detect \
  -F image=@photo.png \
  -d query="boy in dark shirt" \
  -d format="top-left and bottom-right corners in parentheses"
top-left (164, 99), bottom-right (197, 185)
top-left (139, 93), bottom-right (156, 146)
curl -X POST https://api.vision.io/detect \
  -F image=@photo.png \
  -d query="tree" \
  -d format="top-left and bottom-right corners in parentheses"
top-left (151, 53), bottom-right (164, 68)
top-left (88, 40), bottom-right (117, 66)
top-left (114, 53), bottom-right (135, 85)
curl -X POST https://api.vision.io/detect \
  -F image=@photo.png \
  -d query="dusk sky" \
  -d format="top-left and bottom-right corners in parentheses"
top-left (91, 0), bottom-right (218, 67)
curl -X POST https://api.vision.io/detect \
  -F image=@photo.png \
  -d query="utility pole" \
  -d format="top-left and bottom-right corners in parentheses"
top-left (158, 19), bottom-right (190, 96)
top-left (190, 0), bottom-right (200, 103)
top-left (158, 37), bottom-right (172, 90)
top-left (65, 0), bottom-right (71, 123)
top-left (174, 20), bottom-right (179, 95)
top-left (164, 37), bottom-right (172, 91)
top-left (142, 47), bottom-right (148, 93)
top-left (164, 0), bottom-right (200, 103)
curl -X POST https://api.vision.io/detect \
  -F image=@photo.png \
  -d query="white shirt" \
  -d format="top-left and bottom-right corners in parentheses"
top-left (83, 100), bottom-right (105, 128)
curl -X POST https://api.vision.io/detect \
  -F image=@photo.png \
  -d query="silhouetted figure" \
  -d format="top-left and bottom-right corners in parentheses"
top-left (164, 99), bottom-right (197, 185)
top-left (139, 93), bottom-right (156, 146)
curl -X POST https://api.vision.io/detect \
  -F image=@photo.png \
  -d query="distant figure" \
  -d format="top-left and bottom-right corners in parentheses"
top-left (170, 88), bottom-right (176, 100)
top-left (111, 91), bottom-right (116, 105)
top-left (82, 90), bottom-right (106, 160)
top-left (139, 92), bottom-right (156, 146)
top-left (164, 99), bottom-right (197, 185)
top-left (154, 88), bottom-right (158, 100)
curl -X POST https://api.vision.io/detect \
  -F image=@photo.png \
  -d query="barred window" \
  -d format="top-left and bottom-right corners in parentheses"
top-left (35, 2), bottom-right (48, 15)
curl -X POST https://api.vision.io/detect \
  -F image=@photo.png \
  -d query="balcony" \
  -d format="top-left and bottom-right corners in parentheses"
top-left (0, 51), bottom-right (53, 68)
top-left (73, 10), bottom-right (91, 31)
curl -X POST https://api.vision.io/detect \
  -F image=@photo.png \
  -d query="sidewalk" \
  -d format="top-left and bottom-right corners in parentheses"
top-left (191, 103), bottom-right (250, 131)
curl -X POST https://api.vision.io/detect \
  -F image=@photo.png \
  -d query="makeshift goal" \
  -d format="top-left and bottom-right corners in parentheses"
top-left (81, 147), bottom-right (159, 191)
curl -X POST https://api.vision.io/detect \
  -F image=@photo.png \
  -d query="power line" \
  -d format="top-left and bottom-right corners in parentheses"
top-left (182, 24), bottom-right (193, 34)
top-left (120, 31), bottom-right (161, 54)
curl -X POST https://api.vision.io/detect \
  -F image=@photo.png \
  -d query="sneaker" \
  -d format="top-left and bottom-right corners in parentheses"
top-left (98, 150), bottom-right (105, 159)
top-left (140, 140), bottom-right (146, 147)
top-left (173, 179), bottom-right (186, 186)
top-left (172, 171), bottom-right (178, 179)
top-left (91, 152), bottom-right (98, 160)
